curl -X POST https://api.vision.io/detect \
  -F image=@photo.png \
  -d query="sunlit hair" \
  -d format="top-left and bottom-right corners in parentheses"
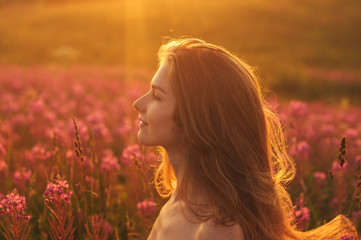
top-left (153, 38), bottom-right (357, 239)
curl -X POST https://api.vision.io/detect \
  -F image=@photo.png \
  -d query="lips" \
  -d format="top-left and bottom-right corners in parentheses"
top-left (139, 117), bottom-right (148, 127)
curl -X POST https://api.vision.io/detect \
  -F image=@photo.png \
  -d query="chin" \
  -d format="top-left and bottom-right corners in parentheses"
top-left (137, 133), bottom-right (156, 146)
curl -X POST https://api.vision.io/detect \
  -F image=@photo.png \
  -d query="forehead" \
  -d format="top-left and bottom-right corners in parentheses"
top-left (151, 63), bottom-right (170, 90)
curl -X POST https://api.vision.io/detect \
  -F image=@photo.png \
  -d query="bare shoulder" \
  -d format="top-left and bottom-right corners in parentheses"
top-left (196, 220), bottom-right (245, 240)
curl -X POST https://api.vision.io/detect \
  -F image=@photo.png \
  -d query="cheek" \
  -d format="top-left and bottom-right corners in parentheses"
top-left (149, 108), bottom-right (175, 131)
top-left (147, 105), bottom-right (179, 139)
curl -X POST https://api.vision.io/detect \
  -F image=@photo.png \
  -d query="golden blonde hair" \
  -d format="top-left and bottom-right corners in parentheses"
top-left (153, 38), bottom-right (357, 239)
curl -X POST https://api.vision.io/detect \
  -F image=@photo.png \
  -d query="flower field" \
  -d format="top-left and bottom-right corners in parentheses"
top-left (0, 65), bottom-right (361, 239)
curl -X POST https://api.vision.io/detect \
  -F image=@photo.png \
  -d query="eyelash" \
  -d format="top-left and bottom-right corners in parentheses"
top-left (152, 90), bottom-right (161, 100)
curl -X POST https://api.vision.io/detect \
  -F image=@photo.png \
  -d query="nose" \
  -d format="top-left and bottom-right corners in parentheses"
top-left (133, 94), bottom-right (145, 113)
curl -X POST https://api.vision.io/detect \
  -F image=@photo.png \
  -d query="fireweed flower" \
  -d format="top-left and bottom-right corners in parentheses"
top-left (92, 123), bottom-right (112, 142)
top-left (0, 142), bottom-right (6, 156)
top-left (110, 97), bottom-right (128, 118)
top-left (43, 177), bottom-right (75, 239)
top-left (289, 141), bottom-right (310, 160)
top-left (43, 110), bottom-right (57, 122)
top-left (13, 169), bottom-right (32, 185)
top-left (71, 84), bottom-right (85, 96)
top-left (0, 192), bottom-right (30, 219)
top-left (344, 128), bottom-right (358, 141)
top-left (10, 113), bottom-right (27, 130)
top-left (2, 94), bottom-right (20, 113)
top-left (351, 210), bottom-right (361, 222)
top-left (43, 179), bottom-right (72, 204)
top-left (102, 220), bottom-right (113, 236)
top-left (100, 149), bottom-right (120, 174)
top-left (355, 155), bottom-right (361, 165)
top-left (331, 160), bottom-right (348, 172)
top-left (291, 193), bottom-right (310, 230)
top-left (320, 124), bottom-right (337, 137)
top-left (100, 150), bottom-right (120, 173)
top-left (25, 144), bottom-right (52, 163)
top-left (320, 137), bottom-right (340, 151)
top-left (86, 111), bottom-right (105, 125)
top-left (339, 233), bottom-right (357, 240)
top-left (314, 171), bottom-right (327, 182)
top-left (46, 126), bottom-right (69, 146)
top-left (0, 160), bottom-right (7, 175)
top-left (287, 100), bottom-right (308, 118)
top-left (85, 176), bottom-right (95, 188)
top-left (330, 197), bottom-right (347, 210)
top-left (114, 117), bottom-right (133, 137)
top-left (121, 144), bottom-right (143, 166)
top-left (28, 98), bottom-right (45, 114)
top-left (137, 200), bottom-right (156, 216)
top-left (0, 192), bottom-right (30, 239)
top-left (292, 206), bottom-right (310, 229)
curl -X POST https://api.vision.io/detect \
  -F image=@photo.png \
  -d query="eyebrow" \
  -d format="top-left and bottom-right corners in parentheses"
top-left (151, 84), bottom-right (167, 95)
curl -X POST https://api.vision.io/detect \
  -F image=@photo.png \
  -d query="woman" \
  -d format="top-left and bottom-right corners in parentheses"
top-left (133, 38), bottom-right (357, 240)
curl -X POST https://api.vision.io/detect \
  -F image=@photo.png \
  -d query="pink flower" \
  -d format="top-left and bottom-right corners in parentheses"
top-left (0, 160), bottom-right (8, 175)
top-left (355, 155), bottom-right (361, 165)
top-left (72, 84), bottom-right (85, 96)
top-left (28, 98), bottom-right (45, 114)
top-left (320, 124), bottom-right (337, 136)
top-left (291, 193), bottom-right (310, 230)
top-left (86, 111), bottom-right (105, 125)
top-left (100, 149), bottom-right (120, 174)
top-left (314, 171), bottom-right (326, 182)
top-left (43, 176), bottom-right (75, 239)
top-left (114, 118), bottom-right (133, 137)
top-left (0, 192), bottom-right (30, 220)
top-left (102, 220), bottom-right (114, 235)
top-left (25, 145), bottom-right (52, 163)
top-left (121, 144), bottom-right (143, 166)
top-left (320, 137), bottom-right (340, 151)
top-left (43, 111), bottom-right (56, 122)
top-left (332, 160), bottom-right (348, 172)
top-left (46, 126), bottom-right (69, 146)
top-left (13, 169), bottom-right (32, 185)
top-left (330, 197), bottom-right (346, 209)
top-left (43, 178), bottom-right (72, 204)
top-left (344, 128), bottom-right (358, 141)
top-left (92, 123), bottom-right (112, 142)
top-left (339, 234), bottom-right (357, 240)
top-left (351, 210), bottom-right (361, 222)
top-left (288, 101), bottom-right (307, 118)
top-left (0, 143), bottom-right (6, 156)
top-left (85, 176), bottom-right (95, 188)
top-left (290, 141), bottom-right (310, 160)
top-left (294, 206), bottom-right (310, 223)
top-left (137, 200), bottom-right (156, 216)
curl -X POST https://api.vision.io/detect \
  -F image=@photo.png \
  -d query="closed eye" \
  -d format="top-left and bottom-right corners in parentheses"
top-left (152, 90), bottom-right (161, 100)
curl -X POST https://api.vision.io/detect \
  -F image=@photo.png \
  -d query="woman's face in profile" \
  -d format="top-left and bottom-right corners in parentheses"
top-left (133, 63), bottom-right (182, 149)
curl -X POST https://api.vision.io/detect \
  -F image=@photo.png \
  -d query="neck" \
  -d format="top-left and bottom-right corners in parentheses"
top-left (164, 146), bottom-right (185, 181)
top-left (165, 147), bottom-right (209, 204)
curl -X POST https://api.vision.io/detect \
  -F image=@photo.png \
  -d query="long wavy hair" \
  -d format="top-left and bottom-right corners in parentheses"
top-left (153, 38), bottom-right (357, 240)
